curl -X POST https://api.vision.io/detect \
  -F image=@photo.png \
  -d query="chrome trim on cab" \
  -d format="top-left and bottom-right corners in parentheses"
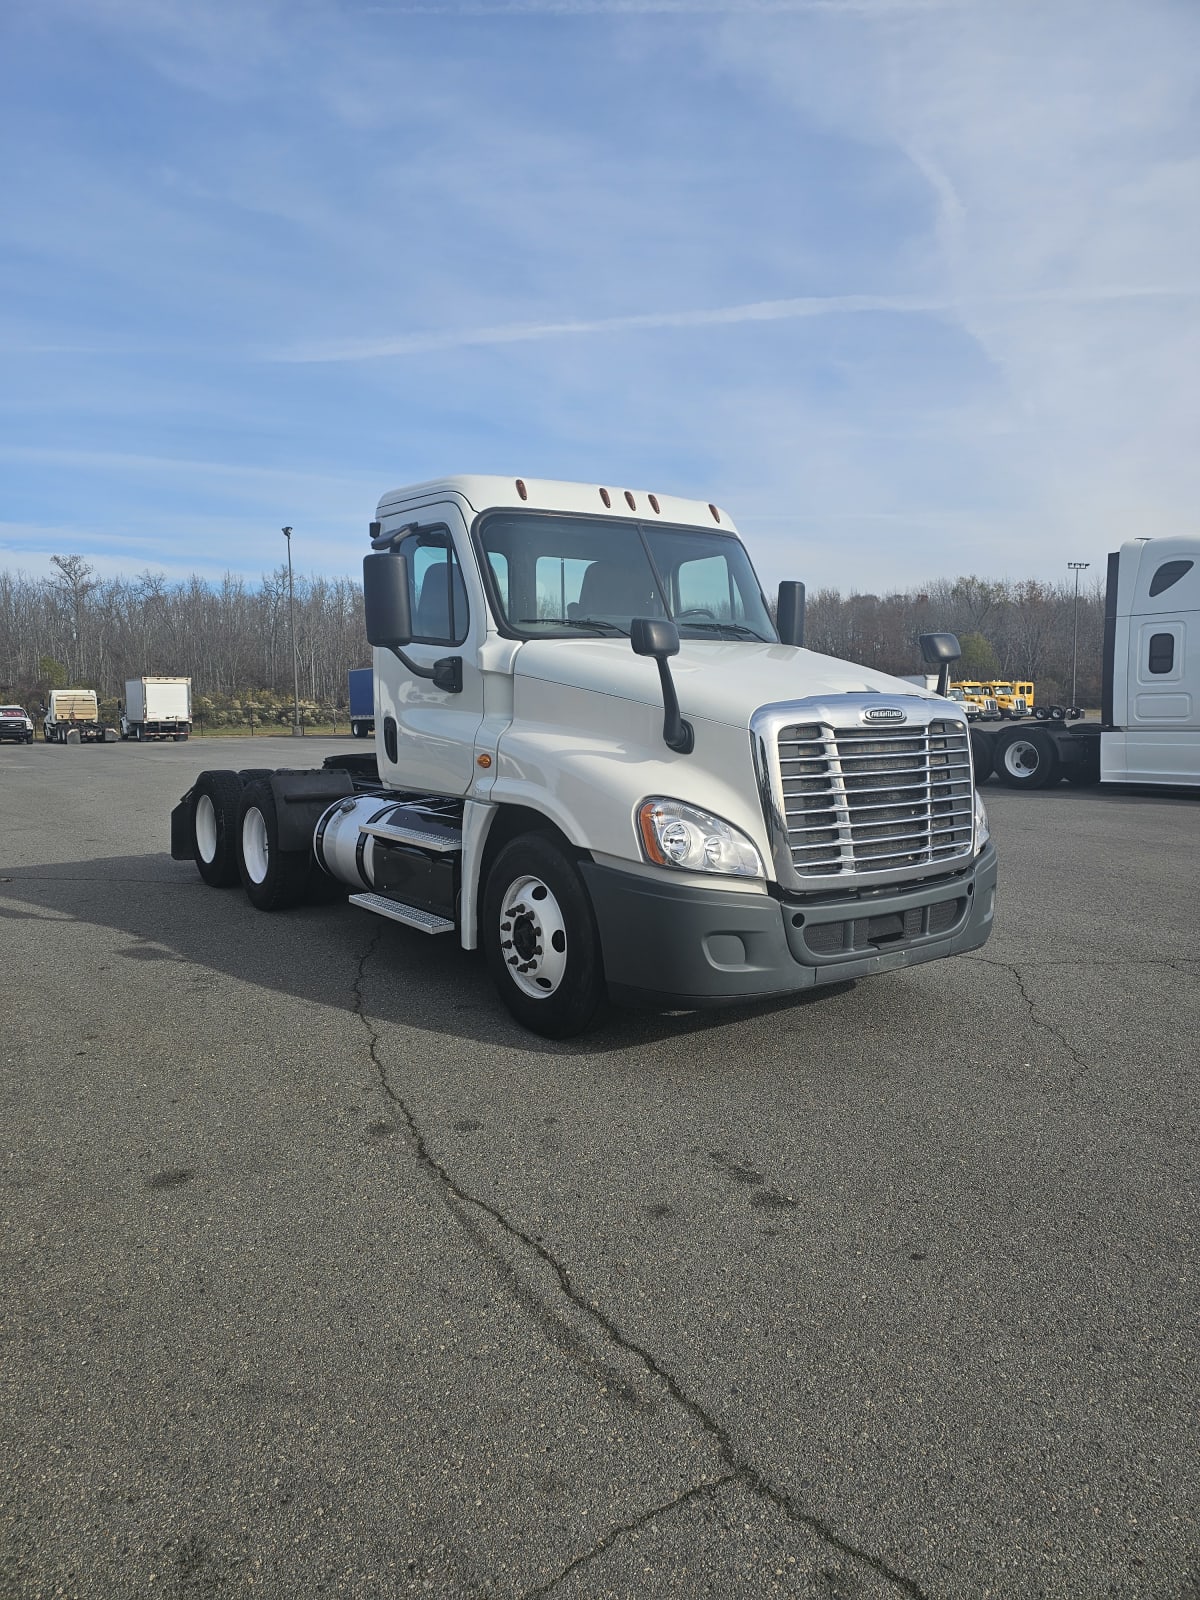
top-left (751, 695), bottom-right (975, 890)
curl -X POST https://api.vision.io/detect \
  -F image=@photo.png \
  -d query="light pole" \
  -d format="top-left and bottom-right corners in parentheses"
top-left (1068, 561), bottom-right (1089, 709)
top-left (282, 526), bottom-right (302, 736)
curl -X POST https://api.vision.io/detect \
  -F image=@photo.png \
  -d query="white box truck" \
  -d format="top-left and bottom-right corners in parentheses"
top-left (976, 537), bottom-right (1200, 789)
top-left (171, 475), bottom-right (996, 1036)
top-left (121, 676), bottom-right (192, 742)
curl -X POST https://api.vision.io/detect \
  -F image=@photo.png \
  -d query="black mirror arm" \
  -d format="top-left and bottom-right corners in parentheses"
top-left (654, 660), bottom-right (694, 754)
top-left (388, 647), bottom-right (463, 694)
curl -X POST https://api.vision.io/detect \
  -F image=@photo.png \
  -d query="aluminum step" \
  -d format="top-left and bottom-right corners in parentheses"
top-left (348, 892), bottom-right (455, 935)
top-left (359, 821), bottom-right (462, 854)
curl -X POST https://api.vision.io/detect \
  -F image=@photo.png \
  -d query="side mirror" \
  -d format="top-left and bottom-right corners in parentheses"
top-left (919, 631), bottom-right (961, 666)
top-left (363, 552), bottom-right (413, 648)
top-left (776, 581), bottom-right (806, 647)
top-left (630, 617), bottom-right (680, 660)
top-left (631, 618), bottom-right (692, 754)
top-left (918, 632), bottom-right (962, 698)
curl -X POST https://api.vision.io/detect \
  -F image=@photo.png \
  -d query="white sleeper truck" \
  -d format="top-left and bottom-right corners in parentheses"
top-left (983, 536), bottom-right (1200, 790)
top-left (171, 476), bottom-right (997, 1036)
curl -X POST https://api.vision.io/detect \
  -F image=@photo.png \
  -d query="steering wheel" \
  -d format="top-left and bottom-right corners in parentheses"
top-left (675, 608), bottom-right (716, 620)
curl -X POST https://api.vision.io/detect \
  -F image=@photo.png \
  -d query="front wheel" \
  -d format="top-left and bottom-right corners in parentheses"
top-left (482, 834), bottom-right (607, 1038)
top-left (237, 780), bottom-right (312, 911)
top-left (993, 729), bottom-right (1061, 789)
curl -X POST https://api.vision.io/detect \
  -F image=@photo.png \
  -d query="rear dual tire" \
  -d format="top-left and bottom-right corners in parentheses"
top-left (969, 728), bottom-right (995, 785)
top-left (190, 771), bottom-right (246, 886)
top-left (236, 781), bottom-right (312, 911)
top-left (992, 728), bottom-right (1061, 789)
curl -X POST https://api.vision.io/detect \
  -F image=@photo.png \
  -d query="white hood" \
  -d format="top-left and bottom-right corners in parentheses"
top-left (511, 638), bottom-right (941, 728)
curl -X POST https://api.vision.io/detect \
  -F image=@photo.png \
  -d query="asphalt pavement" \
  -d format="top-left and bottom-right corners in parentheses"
top-left (1, 735), bottom-right (1197, 1599)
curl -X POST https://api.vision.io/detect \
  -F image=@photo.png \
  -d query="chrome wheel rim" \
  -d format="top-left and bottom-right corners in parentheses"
top-left (499, 873), bottom-right (568, 998)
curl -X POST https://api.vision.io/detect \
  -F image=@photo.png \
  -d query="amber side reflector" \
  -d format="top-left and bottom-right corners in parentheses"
top-left (599, 487), bottom-right (611, 507)
top-left (515, 478), bottom-right (528, 500)
top-left (709, 503), bottom-right (720, 523)
top-left (648, 494), bottom-right (660, 514)
top-left (476, 752), bottom-right (493, 769)
top-left (637, 801), bottom-right (667, 865)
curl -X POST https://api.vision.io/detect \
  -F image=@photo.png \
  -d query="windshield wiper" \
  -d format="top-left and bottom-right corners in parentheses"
top-left (676, 620), bottom-right (770, 641)
top-left (519, 617), bottom-right (630, 636)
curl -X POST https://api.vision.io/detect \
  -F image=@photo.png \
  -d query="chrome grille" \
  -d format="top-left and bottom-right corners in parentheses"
top-left (776, 717), bottom-right (974, 881)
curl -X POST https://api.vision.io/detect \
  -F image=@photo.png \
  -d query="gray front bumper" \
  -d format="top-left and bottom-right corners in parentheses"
top-left (580, 841), bottom-right (997, 1009)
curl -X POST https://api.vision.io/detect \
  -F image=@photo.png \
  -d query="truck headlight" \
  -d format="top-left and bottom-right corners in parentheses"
top-left (637, 798), bottom-right (765, 879)
top-left (973, 788), bottom-right (990, 855)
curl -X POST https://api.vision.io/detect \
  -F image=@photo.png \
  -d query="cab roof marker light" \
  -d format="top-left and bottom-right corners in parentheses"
top-left (599, 487), bottom-right (612, 508)
top-left (624, 490), bottom-right (637, 510)
top-left (709, 503), bottom-right (721, 523)
top-left (515, 478), bottom-right (528, 501)
top-left (648, 494), bottom-right (661, 514)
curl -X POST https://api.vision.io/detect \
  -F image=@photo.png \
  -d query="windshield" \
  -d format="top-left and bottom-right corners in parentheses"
top-left (476, 511), bottom-right (777, 642)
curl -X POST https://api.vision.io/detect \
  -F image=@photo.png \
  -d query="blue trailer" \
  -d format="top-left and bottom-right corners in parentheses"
top-left (348, 667), bottom-right (374, 738)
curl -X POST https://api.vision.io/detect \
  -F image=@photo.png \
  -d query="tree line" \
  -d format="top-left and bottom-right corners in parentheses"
top-left (0, 556), bottom-right (1107, 720)
top-left (805, 573), bottom-right (1106, 706)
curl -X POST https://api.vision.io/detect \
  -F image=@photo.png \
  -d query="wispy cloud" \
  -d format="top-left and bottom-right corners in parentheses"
top-left (364, 0), bottom-right (957, 12)
top-left (274, 282), bottom-right (1199, 363)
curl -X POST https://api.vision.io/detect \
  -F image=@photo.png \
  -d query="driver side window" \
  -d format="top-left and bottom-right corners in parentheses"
top-left (398, 529), bottom-right (469, 645)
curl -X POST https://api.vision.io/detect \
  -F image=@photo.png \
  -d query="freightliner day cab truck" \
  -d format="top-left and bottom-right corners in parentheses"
top-left (983, 537), bottom-right (1200, 790)
top-left (171, 476), bottom-right (997, 1036)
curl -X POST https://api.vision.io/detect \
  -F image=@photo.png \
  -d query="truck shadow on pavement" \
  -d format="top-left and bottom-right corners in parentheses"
top-left (0, 853), bottom-right (850, 1056)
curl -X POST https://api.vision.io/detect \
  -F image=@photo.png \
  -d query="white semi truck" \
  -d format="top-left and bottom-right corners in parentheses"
top-left (43, 689), bottom-right (105, 743)
top-left (171, 476), bottom-right (996, 1036)
top-left (981, 537), bottom-right (1199, 790)
top-left (120, 676), bottom-right (192, 741)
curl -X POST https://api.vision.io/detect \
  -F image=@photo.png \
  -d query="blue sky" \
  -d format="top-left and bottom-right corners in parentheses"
top-left (2, 0), bottom-right (1197, 595)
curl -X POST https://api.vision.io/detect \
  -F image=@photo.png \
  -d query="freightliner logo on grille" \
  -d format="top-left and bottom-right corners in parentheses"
top-left (863, 707), bottom-right (906, 723)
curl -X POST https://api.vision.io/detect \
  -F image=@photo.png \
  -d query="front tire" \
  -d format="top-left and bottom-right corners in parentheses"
top-left (993, 729), bottom-right (1061, 789)
top-left (482, 834), bottom-right (606, 1038)
top-left (190, 770), bottom-right (246, 886)
top-left (237, 780), bottom-right (312, 911)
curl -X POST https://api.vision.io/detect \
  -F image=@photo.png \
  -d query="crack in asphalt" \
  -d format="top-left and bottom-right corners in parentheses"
top-left (961, 954), bottom-right (1092, 1078)
top-left (351, 936), bottom-right (930, 1600)
top-left (963, 952), bottom-right (1200, 975)
top-left (518, 1474), bottom-right (738, 1599)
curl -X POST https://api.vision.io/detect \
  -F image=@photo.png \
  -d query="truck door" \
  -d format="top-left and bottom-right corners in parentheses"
top-left (375, 509), bottom-right (486, 796)
top-left (1121, 542), bottom-right (1199, 782)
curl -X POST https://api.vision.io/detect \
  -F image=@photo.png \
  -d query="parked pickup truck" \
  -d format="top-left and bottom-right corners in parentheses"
top-left (172, 475), bottom-right (996, 1036)
top-left (0, 705), bottom-right (35, 744)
